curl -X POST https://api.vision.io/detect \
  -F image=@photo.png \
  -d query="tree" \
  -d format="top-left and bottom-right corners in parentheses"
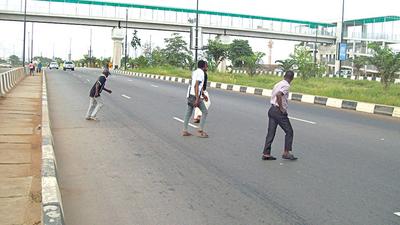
top-left (291, 46), bottom-right (315, 80)
top-left (0, 58), bottom-right (7, 64)
top-left (33, 56), bottom-right (53, 66)
top-left (367, 43), bottom-right (400, 89)
top-left (275, 59), bottom-right (296, 72)
top-left (351, 55), bottom-right (367, 79)
top-left (8, 55), bottom-right (21, 66)
top-left (130, 30), bottom-right (141, 58)
top-left (149, 47), bottom-right (166, 67)
top-left (228, 39), bottom-right (254, 68)
top-left (206, 39), bottom-right (229, 71)
top-left (133, 56), bottom-right (149, 68)
top-left (240, 52), bottom-right (266, 75)
top-left (162, 33), bottom-right (193, 69)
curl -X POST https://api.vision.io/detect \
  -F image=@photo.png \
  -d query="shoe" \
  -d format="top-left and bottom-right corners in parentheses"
top-left (197, 130), bottom-right (208, 138)
top-left (182, 131), bottom-right (193, 136)
top-left (193, 119), bottom-right (200, 123)
top-left (262, 155), bottom-right (277, 160)
top-left (282, 153), bottom-right (298, 160)
top-left (85, 117), bottom-right (91, 120)
top-left (90, 117), bottom-right (98, 121)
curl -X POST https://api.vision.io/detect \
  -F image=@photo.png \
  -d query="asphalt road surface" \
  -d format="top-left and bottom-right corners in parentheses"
top-left (46, 68), bottom-right (400, 225)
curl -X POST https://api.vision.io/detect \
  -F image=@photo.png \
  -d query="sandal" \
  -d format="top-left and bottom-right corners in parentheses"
top-left (282, 153), bottom-right (298, 160)
top-left (197, 130), bottom-right (209, 138)
top-left (262, 155), bottom-right (277, 160)
top-left (182, 131), bottom-right (193, 136)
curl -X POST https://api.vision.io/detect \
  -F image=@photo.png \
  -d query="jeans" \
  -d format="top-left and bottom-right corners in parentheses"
top-left (183, 96), bottom-right (208, 131)
top-left (263, 105), bottom-right (294, 154)
top-left (85, 96), bottom-right (104, 118)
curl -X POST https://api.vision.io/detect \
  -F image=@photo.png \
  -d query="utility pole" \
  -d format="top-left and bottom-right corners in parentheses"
top-left (31, 22), bottom-right (34, 61)
top-left (314, 26), bottom-right (318, 66)
top-left (22, 0), bottom-right (27, 68)
top-left (27, 31), bottom-right (30, 62)
top-left (89, 28), bottom-right (92, 67)
top-left (124, 8), bottom-right (128, 70)
top-left (338, 0), bottom-right (345, 75)
top-left (68, 38), bottom-right (72, 61)
top-left (194, 0), bottom-right (199, 63)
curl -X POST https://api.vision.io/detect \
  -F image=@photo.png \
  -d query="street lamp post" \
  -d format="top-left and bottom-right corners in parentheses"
top-left (124, 8), bottom-right (128, 70)
top-left (314, 26), bottom-right (318, 66)
top-left (31, 23), bottom-right (34, 61)
top-left (194, 0), bottom-right (199, 63)
top-left (338, 0), bottom-right (345, 75)
top-left (22, 0), bottom-right (27, 68)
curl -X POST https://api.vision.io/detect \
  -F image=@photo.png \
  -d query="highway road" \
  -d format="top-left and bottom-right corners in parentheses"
top-left (46, 68), bottom-right (400, 225)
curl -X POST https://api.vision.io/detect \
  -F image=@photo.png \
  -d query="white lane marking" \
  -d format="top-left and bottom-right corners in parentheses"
top-left (173, 117), bottom-right (198, 128)
top-left (289, 116), bottom-right (317, 125)
top-left (128, 79), bottom-right (133, 82)
top-left (151, 85), bottom-right (159, 88)
top-left (121, 94), bottom-right (131, 99)
top-left (87, 79), bottom-right (90, 82)
top-left (394, 212), bottom-right (400, 217)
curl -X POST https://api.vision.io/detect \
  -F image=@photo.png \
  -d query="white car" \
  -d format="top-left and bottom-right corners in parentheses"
top-left (49, 62), bottom-right (59, 69)
top-left (63, 61), bottom-right (75, 71)
top-left (0, 63), bottom-right (12, 68)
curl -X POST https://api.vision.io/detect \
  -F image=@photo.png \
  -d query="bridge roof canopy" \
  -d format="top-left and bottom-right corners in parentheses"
top-left (37, 0), bottom-right (336, 28)
top-left (343, 16), bottom-right (400, 26)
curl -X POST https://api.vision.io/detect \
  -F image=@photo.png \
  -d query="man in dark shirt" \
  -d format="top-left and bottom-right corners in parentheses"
top-left (85, 69), bottom-right (112, 120)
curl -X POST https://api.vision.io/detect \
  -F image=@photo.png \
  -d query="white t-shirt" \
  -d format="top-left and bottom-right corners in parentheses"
top-left (187, 68), bottom-right (205, 97)
top-left (270, 79), bottom-right (290, 111)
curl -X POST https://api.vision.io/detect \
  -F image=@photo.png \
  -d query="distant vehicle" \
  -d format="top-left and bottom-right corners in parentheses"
top-left (335, 69), bottom-right (352, 76)
top-left (63, 61), bottom-right (75, 71)
top-left (0, 63), bottom-right (12, 68)
top-left (274, 68), bottom-right (284, 73)
top-left (49, 62), bottom-right (59, 69)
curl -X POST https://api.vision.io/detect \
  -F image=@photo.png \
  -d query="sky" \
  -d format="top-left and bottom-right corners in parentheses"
top-left (0, 0), bottom-right (399, 62)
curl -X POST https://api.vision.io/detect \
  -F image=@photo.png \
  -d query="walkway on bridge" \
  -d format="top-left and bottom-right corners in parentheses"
top-left (0, 75), bottom-right (41, 225)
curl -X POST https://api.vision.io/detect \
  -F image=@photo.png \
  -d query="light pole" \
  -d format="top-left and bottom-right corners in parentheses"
top-left (31, 22), bottom-right (34, 61)
top-left (314, 25), bottom-right (318, 66)
top-left (338, 0), bottom-right (345, 75)
top-left (22, 0), bottom-right (27, 68)
top-left (194, 0), bottom-right (199, 63)
top-left (124, 8), bottom-right (128, 70)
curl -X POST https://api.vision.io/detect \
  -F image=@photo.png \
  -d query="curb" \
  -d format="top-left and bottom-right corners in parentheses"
top-left (42, 70), bottom-right (65, 225)
top-left (111, 69), bottom-right (400, 118)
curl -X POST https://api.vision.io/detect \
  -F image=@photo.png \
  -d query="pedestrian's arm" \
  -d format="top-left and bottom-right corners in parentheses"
top-left (94, 82), bottom-right (101, 97)
top-left (276, 92), bottom-right (285, 113)
top-left (194, 80), bottom-right (200, 106)
top-left (103, 87), bottom-right (112, 94)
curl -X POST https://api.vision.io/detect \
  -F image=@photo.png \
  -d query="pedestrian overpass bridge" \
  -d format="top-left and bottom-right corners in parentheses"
top-left (1, 0), bottom-right (399, 70)
top-left (0, 0), bottom-right (400, 43)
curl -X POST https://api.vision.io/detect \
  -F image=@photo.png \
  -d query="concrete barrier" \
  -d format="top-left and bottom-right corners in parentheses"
top-left (0, 67), bottom-right (25, 96)
top-left (42, 71), bottom-right (65, 225)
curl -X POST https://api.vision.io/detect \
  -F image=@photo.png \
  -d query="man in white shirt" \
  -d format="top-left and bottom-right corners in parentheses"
top-left (262, 71), bottom-right (297, 160)
top-left (182, 60), bottom-right (209, 138)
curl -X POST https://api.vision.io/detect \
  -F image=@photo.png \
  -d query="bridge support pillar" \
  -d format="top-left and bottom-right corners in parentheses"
top-left (112, 28), bottom-right (124, 69)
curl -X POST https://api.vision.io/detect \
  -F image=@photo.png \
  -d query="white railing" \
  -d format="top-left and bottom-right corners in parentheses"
top-left (0, 67), bottom-right (26, 96)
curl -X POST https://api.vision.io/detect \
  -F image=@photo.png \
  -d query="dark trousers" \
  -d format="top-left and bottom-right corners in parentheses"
top-left (263, 106), bottom-right (294, 155)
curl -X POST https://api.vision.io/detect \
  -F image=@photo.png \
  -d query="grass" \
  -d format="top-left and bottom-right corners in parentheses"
top-left (130, 66), bottom-right (400, 107)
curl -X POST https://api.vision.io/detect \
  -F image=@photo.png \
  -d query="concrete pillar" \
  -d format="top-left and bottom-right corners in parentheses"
top-left (111, 28), bottom-right (124, 69)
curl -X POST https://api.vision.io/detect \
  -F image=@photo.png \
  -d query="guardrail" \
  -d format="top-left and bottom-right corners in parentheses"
top-left (42, 70), bottom-right (65, 225)
top-left (0, 67), bottom-right (25, 96)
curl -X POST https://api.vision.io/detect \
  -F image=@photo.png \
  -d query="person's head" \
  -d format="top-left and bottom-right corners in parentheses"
top-left (102, 68), bottom-right (111, 77)
top-left (197, 60), bottom-right (208, 72)
top-left (284, 70), bottom-right (294, 83)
